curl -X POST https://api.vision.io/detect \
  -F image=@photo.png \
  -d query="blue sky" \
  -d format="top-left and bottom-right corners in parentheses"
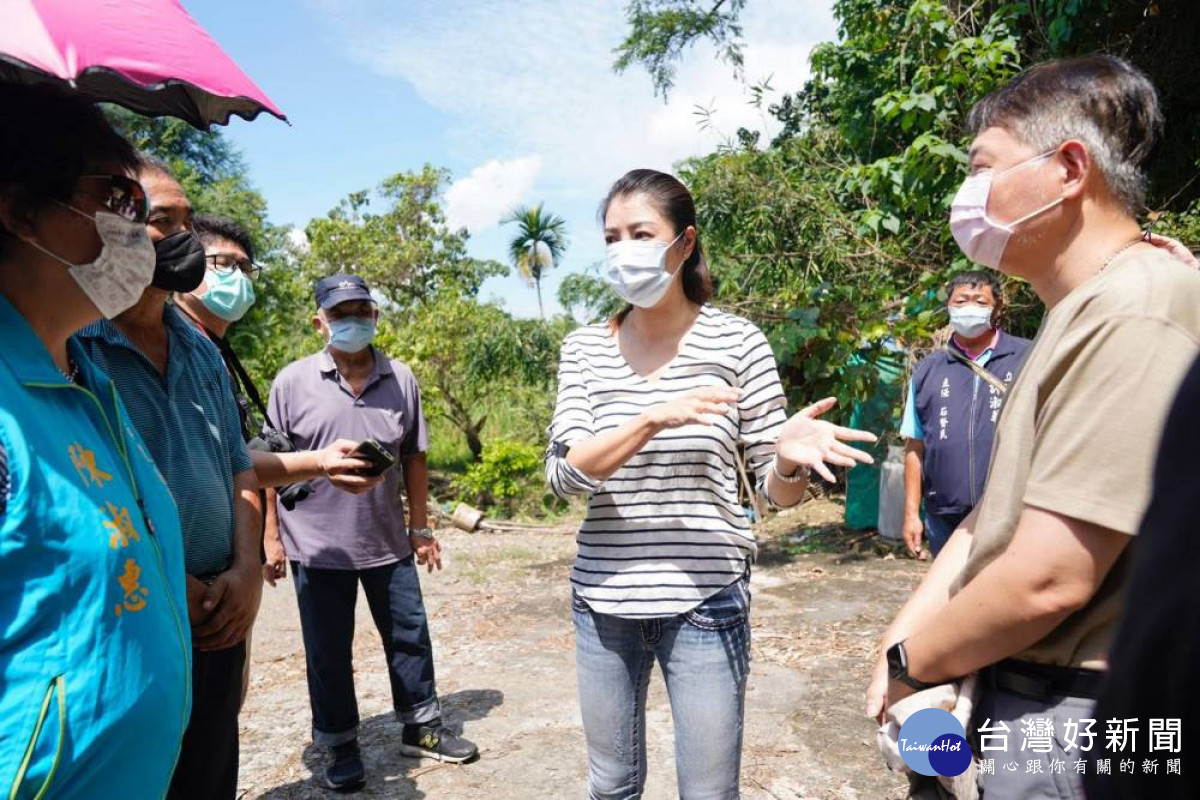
top-left (189, 0), bottom-right (837, 318)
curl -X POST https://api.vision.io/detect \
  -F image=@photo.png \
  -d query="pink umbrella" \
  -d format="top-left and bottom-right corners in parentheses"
top-left (0, 0), bottom-right (287, 129)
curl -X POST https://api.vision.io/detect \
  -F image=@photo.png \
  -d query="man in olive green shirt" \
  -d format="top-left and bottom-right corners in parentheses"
top-left (866, 56), bottom-right (1200, 798)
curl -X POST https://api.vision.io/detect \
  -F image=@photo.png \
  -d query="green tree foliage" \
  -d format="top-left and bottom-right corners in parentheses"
top-left (378, 295), bottom-right (574, 462)
top-left (614, 0), bottom-right (749, 98)
top-left (303, 166), bottom-right (506, 311)
top-left (616, 0), bottom-right (1200, 420)
top-left (454, 439), bottom-right (546, 516)
top-left (504, 203), bottom-right (569, 320)
top-left (558, 267), bottom-right (624, 323)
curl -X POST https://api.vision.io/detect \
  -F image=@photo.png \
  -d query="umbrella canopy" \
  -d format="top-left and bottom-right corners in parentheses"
top-left (0, 0), bottom-right (287, 129)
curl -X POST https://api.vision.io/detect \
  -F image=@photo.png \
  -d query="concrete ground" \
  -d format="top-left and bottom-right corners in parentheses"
top-left (237, 500), bottom-right (918, 799)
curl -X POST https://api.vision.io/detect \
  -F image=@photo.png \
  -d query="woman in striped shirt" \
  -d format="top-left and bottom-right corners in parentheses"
top-left (547, 169), bottom-right (877, 798)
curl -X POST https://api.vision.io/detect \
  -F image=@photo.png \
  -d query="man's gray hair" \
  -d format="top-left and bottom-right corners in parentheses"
top-left (967, 55), bottom-right (1163, 216)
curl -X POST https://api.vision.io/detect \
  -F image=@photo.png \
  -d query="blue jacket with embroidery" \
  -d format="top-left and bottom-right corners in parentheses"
top-left (912, 331), bottom-right (1031, 517)
top-left (0, 296), bottom-right (191, 799)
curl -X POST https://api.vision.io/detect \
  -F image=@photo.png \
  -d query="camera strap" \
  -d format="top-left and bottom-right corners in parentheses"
top-left (206, 330), bottom-right (278, 434)
top-left (945, 345), bottom-right (1008, 395)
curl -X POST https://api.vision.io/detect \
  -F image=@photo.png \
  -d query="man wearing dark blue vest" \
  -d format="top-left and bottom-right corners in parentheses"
top-left (899, 271), bottom-right (1030, 557)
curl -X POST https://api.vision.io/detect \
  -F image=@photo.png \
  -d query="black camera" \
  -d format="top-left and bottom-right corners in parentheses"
top-left (248, 426), bottom-right (315, 511)
top-left (276, 480), bottom-right (313, 511)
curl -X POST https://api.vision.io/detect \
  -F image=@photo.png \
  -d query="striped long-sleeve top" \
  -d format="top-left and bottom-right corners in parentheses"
top-left (546, 305), bottom-right (788, 618)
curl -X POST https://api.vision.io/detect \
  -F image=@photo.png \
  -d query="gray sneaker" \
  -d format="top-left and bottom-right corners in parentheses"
top-left (400, 720), bottom-right (478, 763)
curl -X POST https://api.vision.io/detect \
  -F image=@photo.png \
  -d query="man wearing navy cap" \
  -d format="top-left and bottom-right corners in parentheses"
top-left (266, 274), bottom-right (477, 790)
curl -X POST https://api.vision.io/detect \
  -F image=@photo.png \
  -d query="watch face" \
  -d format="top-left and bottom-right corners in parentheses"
top-left (886, 643), bottom-right (905, 677)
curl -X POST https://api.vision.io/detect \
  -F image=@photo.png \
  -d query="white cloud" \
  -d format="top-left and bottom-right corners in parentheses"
top-left (307, 0), bottom-right (836, 186)
top-left (445, 154), bottom-right (542, 233)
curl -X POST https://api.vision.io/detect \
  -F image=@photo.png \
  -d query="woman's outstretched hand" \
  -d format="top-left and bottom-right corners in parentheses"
top-left (776, 397), bottom-right (878, 482)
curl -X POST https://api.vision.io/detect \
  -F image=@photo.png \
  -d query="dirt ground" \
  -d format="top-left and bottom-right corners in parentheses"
top-left (237, 499), bottom-right (922, 799)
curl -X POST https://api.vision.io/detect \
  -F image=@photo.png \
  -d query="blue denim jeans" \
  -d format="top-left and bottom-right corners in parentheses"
top-left (925, 510), bottom-right (968, 556)
top-left (573, 577), bottom-right (751, 800)
top-left (292, 556), bottom-right (441, 746)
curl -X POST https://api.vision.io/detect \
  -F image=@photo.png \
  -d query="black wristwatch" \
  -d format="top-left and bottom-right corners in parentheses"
top-left (886, 640), bottom-right (939, 692)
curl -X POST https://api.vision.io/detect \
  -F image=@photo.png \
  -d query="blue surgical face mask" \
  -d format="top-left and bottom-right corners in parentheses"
top-left (326, 315), bottom-right (376, 353)
top-left (199, 268), bottom-right (256, 322)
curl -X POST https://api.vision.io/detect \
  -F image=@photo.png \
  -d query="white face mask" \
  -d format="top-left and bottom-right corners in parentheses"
top-left (949, 151), bottom-right (1063, 270)
top-left (605, 232), bottom-right (684, 308)
top-left (948, 305), bottom-right (994, 338)
top-left (28, 204), bottom-right (156, 319)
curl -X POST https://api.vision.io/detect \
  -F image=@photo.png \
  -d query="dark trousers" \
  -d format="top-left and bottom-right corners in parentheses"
top-left (292, 556), bottom-right (440, 747)
top-left (168, 641), bottom-right (246, 800)
top-left (925, 509), bottom-right (969, 556)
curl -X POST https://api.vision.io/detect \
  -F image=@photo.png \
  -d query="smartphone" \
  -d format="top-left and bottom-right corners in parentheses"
top-left (350, 439), bottom-right (396, 477)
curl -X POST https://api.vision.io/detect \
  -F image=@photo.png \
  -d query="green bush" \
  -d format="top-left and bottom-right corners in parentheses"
top-left (454, 439), bottom-right (545, 517)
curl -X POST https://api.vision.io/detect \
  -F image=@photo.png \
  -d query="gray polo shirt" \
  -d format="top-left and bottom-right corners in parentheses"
top-left (268, 346), bottom-right (428, 570)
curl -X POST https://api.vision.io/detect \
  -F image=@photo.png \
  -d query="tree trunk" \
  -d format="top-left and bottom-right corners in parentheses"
top-left (464, 423), bottom-right (484, 462)
top-left (439, 383), bottom-right (487, 461)
top-left (535, 277), bottom-right (545, 320)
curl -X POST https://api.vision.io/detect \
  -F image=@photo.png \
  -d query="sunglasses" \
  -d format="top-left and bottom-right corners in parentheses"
top-left (206, 253), bottom-right (261, 278)
top-left (74, 174), bottom-right (149, 224)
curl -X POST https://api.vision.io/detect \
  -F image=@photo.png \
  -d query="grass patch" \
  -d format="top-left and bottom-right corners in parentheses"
top-left (427, 416), bottom-right (473, 473)
top-left (782, 525), bottom-right (849, 555)
top-left (451, 544), bottom-right (540, 585)
top-left (489, 545), bottom-right (539, 562)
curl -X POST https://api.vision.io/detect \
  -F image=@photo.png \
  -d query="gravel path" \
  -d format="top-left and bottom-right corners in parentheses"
top-left (237, 500), bottom-right (917, 799)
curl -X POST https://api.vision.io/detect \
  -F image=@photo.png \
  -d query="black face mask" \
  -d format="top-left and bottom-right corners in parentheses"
top-left (151, 230), bottom-right (207, 292)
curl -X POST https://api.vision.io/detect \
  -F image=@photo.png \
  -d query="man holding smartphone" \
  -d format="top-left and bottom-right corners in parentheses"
top-left (267, 274), bottom-right (477, 791)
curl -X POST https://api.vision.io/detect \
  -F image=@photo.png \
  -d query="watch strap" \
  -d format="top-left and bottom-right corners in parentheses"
top-left (887, 640), bottom-right (940, 692)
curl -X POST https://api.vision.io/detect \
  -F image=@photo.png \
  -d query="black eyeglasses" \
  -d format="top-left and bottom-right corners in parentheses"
top-left (206, 253), bottom-right (261, 278)
top-left (74, 174), bottom-right (149, 224)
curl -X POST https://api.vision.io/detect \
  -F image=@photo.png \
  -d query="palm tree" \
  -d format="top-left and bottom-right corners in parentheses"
top-left (504, 203), bottom-right (568, 319)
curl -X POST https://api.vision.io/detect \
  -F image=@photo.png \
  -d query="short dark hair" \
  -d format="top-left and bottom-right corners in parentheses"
top-left (0, 83), bottom-right (139, 260)
top-left (137, 154), bottom-right (177, 182)
top-left (967, 55), bottom-right (1163, 215)
top-left (194, 213), bottom-right (256, 264)
top-left (600, 169), bottom-right (713, 322)
top-left (946, 270), bottom-right (1002, 304)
